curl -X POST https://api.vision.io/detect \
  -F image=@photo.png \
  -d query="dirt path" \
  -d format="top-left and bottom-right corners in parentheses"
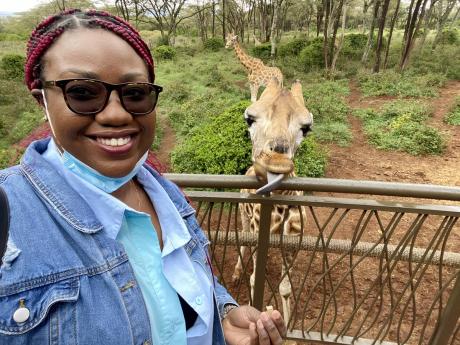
top-left (325, 80), bottom-right (460, 186)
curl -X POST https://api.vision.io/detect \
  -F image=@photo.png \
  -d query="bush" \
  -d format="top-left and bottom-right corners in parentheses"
top-left (153, 45), bottom-right (176, 60)
top-left (294, 135), bottom-right (327, 177)
top-left (354, 101), bottom-right (445, 155)
top-left (278, 38), bottom-right (310, 58)
top-left (171, 101), bottom-right (252, 175)
top-left (1, 54), bottom-right (25, 80)
top-left (439, 29), bottom-right (459, 45)
top-left (342, 33), bottom-right (368, 57)
top-left (358, 70), bottom-right (446, 97)
top-left (203, 37), bottom-right (224, 51)
top-left (251, 43), bottom-right (272, 60)
top-left (445, 97), bottom-right (460, 125)
top-left (162, 81), bottom-right (190, 103)
top-left (299, 39), bottom-right (324, 71)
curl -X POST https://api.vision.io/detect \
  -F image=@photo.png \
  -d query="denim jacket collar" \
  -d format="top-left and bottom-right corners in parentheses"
top-left (20, 138), bottom-right (195, 234)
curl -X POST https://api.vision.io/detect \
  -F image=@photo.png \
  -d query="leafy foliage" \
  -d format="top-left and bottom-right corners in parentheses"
top-left (355, 101), bottom-right (445, 155)
top-left (171, 101), bottom-right (253, 175)
top-left (250, 43), bottom-right (272, 60)
top-left (1, 54), bottom-right (25, 80)
top-left (302, 80), bottom-right (352, 146)
top-left (445, 97), bottom-right (460, 125)
top-left (278, 38), bottom-right (310, 58)
top-left (358, 70), bottom-right (446, 97)
top-left (299, 38), bottom-right (324, 71)
top-left (294, 135), bottom-right (327, 177)
top-left (153, 45), bottom-right (176, 60)
top-left (203, 38), bottom-right (224, 51)
top-left (439, 29), bottom-right (459, 45)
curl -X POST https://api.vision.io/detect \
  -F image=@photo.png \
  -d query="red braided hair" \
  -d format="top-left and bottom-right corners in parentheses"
top-left (25, 8), bottom-right (154, 90)
top-left (22, 9), bottom-right (165, 173)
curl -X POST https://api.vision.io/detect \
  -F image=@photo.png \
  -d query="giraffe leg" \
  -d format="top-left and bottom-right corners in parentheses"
top-left (250, 249), bottom-right (257, 305)
top-left (279, 255), bottom-right (293, 326)
top-left (234, 203), bottom-right (251, 283)
top-left (232, 245), bottom-right (247, 283)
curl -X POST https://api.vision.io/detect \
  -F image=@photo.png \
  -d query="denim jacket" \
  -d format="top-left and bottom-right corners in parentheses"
top-left (0, 139), bottom-right (236, 345)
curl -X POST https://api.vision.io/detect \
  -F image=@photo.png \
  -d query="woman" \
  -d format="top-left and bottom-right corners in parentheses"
top-left (0, 9), bottom-right (286, 345)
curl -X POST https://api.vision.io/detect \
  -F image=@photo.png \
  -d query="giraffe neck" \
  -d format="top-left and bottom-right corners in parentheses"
top-left (233, 42), bottom-right (257, 71)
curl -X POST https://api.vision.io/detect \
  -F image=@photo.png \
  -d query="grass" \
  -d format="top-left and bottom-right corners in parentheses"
top-left (354, 100), bottom-right (445, 155)
top-left (445, 97), bottom-right (460, 125)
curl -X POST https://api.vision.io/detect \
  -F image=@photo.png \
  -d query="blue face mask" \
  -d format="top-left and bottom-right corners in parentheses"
top-left (42, 89), bottom-right (148, 193)
top-left (61, 150), bottom-right (148, 193)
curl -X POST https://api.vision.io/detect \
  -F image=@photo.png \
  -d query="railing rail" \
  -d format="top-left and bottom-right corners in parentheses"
top-left (165, 174), bottom-right (460, 345)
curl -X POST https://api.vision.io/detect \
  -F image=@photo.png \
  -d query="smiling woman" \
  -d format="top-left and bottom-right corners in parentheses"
top-left (0, 8), bottom-right (287, 345)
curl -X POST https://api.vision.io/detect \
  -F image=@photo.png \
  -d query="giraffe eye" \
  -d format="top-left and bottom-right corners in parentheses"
top-left (245, 116), bottom-right (255, 126)
top-left (301, 124), bottom-right (311, 136)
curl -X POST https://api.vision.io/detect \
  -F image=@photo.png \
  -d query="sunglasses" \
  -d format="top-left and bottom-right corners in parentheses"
top-left (42, 78), bottom-right (163, 116)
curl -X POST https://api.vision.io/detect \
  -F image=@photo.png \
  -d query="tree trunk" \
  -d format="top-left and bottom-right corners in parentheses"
top-left (400, 0), bottom-right (429, 70)
top-left (362, 0), bottom-right (381, 63)
top-left (212, 1), bottom-right (216, 37)
top-left (417, 0), bottom-right (438, 52)
top-left (270, 0), bottom-right (281, 58)
top-left (222, 0), bottom-right (226, 40)
top-left (323, 0), bottom-right (331, 70)
top-left (331, 3), bottom-right (347, 73)
top-left (373, 0), bottom-right (391, 72)
top-left (383, 0), bottom-right (401, 69)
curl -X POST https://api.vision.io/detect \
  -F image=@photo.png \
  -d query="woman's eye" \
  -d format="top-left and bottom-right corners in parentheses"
top-left (301, 125), bottom-right (311, 136)
top-left (124, 87), bottom-right (148, 100)
top-left (66, 86), bottom-right (98, 100)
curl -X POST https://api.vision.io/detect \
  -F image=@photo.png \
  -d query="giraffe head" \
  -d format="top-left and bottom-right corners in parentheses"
top-left (244, 78), bottom-right (313, 193)
top-left (225, 32), bottom-right (238, 49)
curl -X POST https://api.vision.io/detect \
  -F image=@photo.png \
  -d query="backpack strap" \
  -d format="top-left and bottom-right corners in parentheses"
top-left (0, 186), bottom-right (9, 266)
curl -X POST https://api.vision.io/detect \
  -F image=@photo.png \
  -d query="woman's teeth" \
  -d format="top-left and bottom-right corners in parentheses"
top-left (97, 136), bottom-right (131, 146)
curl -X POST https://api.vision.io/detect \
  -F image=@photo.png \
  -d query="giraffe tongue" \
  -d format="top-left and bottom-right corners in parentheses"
top-left (256, 172), bottom-right (284, 195)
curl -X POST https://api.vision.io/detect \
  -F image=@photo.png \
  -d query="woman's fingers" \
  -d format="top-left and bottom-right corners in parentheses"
top-left (270, 310), bottom-right (287, 337)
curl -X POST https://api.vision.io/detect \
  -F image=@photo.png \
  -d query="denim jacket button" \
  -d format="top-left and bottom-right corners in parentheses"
top-left (195, 296), bottom-right (202, 305)
top-left (13, 307), bottom-right (30, 323)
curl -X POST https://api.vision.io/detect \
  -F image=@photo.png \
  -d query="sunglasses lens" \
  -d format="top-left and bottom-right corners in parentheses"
top-left (121, 84), bottom-right (157, 115)
top-left (64, 80), bottom-right (107, 114)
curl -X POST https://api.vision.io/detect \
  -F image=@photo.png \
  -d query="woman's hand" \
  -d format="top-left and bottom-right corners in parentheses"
top-left (222, 305), bottom-right (287, 345)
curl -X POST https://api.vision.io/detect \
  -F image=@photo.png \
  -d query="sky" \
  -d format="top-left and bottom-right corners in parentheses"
top-left (0, 0), bottom-right (114, 14)
top-left (0, 0), bottom-right (45, 13)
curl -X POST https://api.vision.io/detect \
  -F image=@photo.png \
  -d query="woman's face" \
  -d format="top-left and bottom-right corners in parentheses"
top-left (34, 28), bottom-right (156, 177)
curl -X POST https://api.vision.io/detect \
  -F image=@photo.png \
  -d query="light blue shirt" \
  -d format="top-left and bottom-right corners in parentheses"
top-left (42, 139), bottom-right (214, 345)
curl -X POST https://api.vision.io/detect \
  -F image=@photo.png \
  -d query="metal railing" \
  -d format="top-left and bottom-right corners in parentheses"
top-left (165, 174), bottom-right (460, 345)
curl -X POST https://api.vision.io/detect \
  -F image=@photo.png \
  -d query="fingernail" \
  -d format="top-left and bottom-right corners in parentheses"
top-left (261, 313), bottom-right (269, 321)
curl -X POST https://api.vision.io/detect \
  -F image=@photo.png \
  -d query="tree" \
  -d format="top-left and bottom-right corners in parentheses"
top-left (399, 0), bottom-right (429, 70)
top-left (431, 0), bottom-right (457, 49)
top-left (373, 0), bottom-right (390, 72)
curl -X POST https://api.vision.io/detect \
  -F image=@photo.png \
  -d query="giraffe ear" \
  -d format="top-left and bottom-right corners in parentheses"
top-left (291, 80), bottom-right (305, 107)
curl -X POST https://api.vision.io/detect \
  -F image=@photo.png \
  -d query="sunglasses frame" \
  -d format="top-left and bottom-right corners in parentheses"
top-left (42, 78), bottom-right (163, 116)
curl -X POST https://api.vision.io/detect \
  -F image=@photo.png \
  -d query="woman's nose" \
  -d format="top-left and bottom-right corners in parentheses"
top-left (95, 90), bottom-right (132, 126)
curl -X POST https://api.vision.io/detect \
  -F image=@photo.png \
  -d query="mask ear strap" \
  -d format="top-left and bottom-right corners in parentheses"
top-left (41, 89), bottom-right (63, 155)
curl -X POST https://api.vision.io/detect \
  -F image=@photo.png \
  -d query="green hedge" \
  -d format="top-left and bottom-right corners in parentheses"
top-left (153, 45), bottom-right (176, 60)
top-left (203, 38), bottom-right (224, 51)
top-left (171, 101), bottom-right (252, 175)
top-left (1, 54), bottom-right (25, 80)
top-left (251, 43), bottom-right (272, 60)
top-left (171, 101), bottom-right (327, 177)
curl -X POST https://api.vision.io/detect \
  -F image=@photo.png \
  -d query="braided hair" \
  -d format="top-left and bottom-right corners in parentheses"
top-left (25, 9), bottom-right (154, 90)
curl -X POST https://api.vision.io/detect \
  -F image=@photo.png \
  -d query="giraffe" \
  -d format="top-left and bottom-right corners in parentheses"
top-left (225, 33), bottom-right (283, 102)
top-left (232, 78), bottom-right (314, 326)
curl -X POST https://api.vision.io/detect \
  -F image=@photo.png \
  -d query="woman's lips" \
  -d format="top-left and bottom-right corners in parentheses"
top-left (91, 135), bottom-right (136, 154)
